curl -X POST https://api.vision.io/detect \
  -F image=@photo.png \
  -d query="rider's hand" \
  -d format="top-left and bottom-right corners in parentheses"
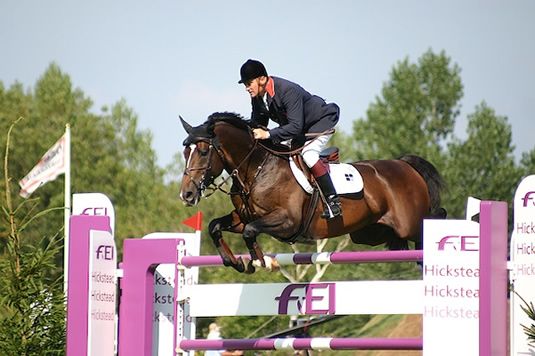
top-left (253, 128), bottom-right (270, 140)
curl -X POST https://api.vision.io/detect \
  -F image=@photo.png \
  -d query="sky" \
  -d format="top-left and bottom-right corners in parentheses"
top-left (1, 0), bottom-right (534, 168)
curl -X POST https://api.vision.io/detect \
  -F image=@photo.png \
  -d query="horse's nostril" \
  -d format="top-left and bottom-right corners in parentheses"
top-left (181, 190), bottom-right (197, 204)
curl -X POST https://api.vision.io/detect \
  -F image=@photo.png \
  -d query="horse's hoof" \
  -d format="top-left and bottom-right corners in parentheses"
top-left (242, 257), bottom-right (256, 274)
top-left (233, 257), bottom-right (246, 273)
top-left (222, 256), bottom-right (233, 267)
top-left (245, 260), bottom-right (256, 274)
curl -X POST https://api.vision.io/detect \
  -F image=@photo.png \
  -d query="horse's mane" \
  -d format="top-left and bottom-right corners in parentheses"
top-left (206, 112), bottom-right (290, 156)
top-left (207, 112), bottom-right (251, 133)
top-left (183, 112), bottom-right (251, 146)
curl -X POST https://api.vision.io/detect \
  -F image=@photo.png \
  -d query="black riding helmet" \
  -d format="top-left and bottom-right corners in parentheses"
top-left (238, 59), bottom-right (268, 84)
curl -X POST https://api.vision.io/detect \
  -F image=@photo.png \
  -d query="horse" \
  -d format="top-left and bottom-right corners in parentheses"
top-left (179, 112), bottom-right (446, 273)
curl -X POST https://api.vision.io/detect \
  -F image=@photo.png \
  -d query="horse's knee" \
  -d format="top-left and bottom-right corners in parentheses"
top-left (208, 220), bottom-right (220, 235)
top-left (243, 224), bottom-right (259, 241)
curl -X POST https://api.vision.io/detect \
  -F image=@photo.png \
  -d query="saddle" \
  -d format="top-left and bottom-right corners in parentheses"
top-left (286, 147), bottom-right (363, 243)
top-left (289, 147), bottom-right (363, 195)
top-left (319, 147), bottom-right (340, 164)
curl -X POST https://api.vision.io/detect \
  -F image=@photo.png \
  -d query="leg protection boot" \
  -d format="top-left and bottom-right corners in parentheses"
top-left (310, 161), bottom-right (342, 219)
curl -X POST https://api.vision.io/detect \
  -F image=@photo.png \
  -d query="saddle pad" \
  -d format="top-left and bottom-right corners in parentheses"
top-left (289, 158), bottom-right (363, 195)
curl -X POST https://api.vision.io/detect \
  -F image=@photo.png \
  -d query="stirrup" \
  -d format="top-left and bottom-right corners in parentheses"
top-left (321, 195), bottom-right (342, 219)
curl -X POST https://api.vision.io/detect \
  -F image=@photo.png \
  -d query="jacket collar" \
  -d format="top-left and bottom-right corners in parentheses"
top-left (266, 76), bottom-right (275, 98)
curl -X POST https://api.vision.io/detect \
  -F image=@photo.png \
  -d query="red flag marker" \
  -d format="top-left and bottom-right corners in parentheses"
top-left (182, 211), bottom-right (203, 231)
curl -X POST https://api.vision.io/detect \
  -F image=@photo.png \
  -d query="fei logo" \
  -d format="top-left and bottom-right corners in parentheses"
top-left (81, 207), bottom-right (108, 216)
top-left (275, 283), bottom-right (335, 315)
top-left (436, 235), bottom-right (479, 252)
top-left (522, 191), bottom-right (535, 207)
top-left (96, 245), bottom-right (114, 260)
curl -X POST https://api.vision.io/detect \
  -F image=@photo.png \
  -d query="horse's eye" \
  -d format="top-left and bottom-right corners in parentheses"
top-left (199, 149), bottom-right (209, 157)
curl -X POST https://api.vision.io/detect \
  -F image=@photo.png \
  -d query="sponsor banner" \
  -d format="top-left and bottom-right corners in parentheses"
top-left (510, 175), bottom-right (535, 355)
top-left (72, 193), bottom-right (115, 235)
top-left (88, 230), bottom-right (116, 356)
top-left (143, 232), bottom-right (201, 356)
top-left (423, 219), bottom-right (480, 356)
top-left (188, 280), bottom-right (423, 317)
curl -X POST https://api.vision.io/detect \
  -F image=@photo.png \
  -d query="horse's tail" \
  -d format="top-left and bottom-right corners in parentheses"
top-left (399, 155), bottom-right (447, 219)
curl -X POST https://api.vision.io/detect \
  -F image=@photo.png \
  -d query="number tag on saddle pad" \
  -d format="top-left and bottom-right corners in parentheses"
top-left (289, 158), bottom-right (364, 195)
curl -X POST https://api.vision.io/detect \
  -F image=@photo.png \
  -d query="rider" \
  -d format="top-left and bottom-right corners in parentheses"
top-left (238, 59), bottom-right (342, 219)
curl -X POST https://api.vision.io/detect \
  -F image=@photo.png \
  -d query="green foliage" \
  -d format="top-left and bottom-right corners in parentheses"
top-left (0, 120), bottom-right (65, 355)
top-left (520, 148), bottom-right (535, 178)
top-left (512, 290), bottom-right (535, 347)
top-left (443, 103), bottom-right (521, 217)
top-left (349, 49), bottom-right (462, 163)
top-left (0, 237), bottom-right (66, 355)
top-left (0, 63), bottom-right (187, 255)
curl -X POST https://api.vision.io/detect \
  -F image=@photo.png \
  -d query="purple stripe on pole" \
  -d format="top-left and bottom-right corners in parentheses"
top-left (180, 255), bottom-right (224, 266)
top-left (479, 201), bottom-right (508, 356)
top-left (179, 339), bottom-right (276, 350)
top-left (291, 339), bottom-right (313, 349)
top-left (329, 250), bottom-right (423, 264)
top-left (178, 338), bottom-right (423, 351)
top-left (179, 250), bottom-right (423, 267)
top-left (328, 338), bottom-right (423, 350)
top-left (292, 253), bottom-right (314, 264)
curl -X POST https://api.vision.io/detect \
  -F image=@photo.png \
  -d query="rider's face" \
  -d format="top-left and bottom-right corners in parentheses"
top-left (244, 76), bottom-right (267, 98)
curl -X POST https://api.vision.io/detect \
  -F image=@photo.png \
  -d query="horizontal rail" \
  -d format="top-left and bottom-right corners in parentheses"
top-left (177, 337), bottom-right (423, 351)
top-left (178, 250), bottom-right (423, 268)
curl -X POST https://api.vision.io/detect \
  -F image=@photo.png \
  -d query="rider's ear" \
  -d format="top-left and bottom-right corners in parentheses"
top-left (179, 116), bottom-right (193, 134)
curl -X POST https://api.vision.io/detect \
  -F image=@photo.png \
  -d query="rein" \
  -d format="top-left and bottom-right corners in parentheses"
top-left (202, 139), bottom-right (263, 200)
top-left (208, 138), bottom-right (267, 221)
top-left (193, 124), bottom-right (333, 234)
top-left (257, 128), bottom-right (335, 156)
top-left (203, 127), bottom-right (322, 198)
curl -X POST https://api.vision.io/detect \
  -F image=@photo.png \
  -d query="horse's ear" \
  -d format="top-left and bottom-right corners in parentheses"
top-left (179, 116), bottom-right (193, 134)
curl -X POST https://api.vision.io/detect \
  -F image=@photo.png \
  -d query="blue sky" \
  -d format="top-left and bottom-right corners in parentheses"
top-left (1, 0), bottom-right (534, 167)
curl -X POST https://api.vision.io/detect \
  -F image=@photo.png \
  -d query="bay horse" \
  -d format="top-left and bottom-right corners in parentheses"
top-left (179, 112), bottom-right (446, 273)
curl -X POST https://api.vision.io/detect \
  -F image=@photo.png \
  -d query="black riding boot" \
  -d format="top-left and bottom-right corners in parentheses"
top-left (315, 174), bottom-right (342, 219)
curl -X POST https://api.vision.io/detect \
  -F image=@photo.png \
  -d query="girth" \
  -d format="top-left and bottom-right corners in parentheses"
top-left (285, 182), bottom-right (321, 244)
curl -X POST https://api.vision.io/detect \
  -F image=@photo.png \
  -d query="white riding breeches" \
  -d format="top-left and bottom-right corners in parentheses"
top-left (302, 134), bottom-right (333, 168)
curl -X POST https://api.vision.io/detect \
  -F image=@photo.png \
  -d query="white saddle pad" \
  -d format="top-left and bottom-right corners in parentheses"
top-left (289, 158), bottom-right (364, 195)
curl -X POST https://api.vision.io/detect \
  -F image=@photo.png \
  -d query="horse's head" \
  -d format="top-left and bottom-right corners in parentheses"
top-left (179, 112), bottom-right (252, 206)
top-left (179, 116), bottom-right (225, 206)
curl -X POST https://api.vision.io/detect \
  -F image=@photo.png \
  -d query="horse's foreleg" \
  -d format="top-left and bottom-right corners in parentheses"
top-left (242, 211), bottom-right (294, 272)
top-left (242, 223), bottom-right (266, 273)
top-left (208, 211), bottom-right (245, 273)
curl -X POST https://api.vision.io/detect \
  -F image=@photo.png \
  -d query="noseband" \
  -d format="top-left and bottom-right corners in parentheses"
top-left (183, 139), bottom-right (223, 197)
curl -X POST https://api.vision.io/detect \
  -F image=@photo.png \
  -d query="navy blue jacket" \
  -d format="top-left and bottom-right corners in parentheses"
top-left (250, 76), bottom-right (339, 144)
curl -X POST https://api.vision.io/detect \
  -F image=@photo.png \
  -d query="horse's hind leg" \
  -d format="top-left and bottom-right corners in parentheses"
top-left (208, 211), bottom-right (246, 272)
top-left (350, 224), bottom-right (409, 250)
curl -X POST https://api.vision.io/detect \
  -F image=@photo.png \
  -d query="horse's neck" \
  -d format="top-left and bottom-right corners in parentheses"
top-left (221, 142), bottom-right (262, 176)
top-left (237, 148), bottom-right (293, 188)
top-left (215, 124), bottom-right (293, 185)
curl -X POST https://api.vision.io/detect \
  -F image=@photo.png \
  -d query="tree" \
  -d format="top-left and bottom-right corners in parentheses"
top-left (349, 49), bottom-right (462, 165)
top-left (443, 103), bottom-right (522, 217)
top-left (0, 63), bottom-right (191, 253)
top-left (520, 149), bottom-right (535, 177)
top-left (0, 120), bottom-right (65, 355)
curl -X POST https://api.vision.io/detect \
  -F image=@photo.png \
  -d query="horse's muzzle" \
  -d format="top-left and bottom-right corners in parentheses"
top-left (180, 189), bottom-right (200, 206)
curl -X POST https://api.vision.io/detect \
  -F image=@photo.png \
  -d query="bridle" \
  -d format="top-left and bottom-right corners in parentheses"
top-left (183, 137), bottom-right (262, 200)
top-left (183, 139), bottom-right (222, 198)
